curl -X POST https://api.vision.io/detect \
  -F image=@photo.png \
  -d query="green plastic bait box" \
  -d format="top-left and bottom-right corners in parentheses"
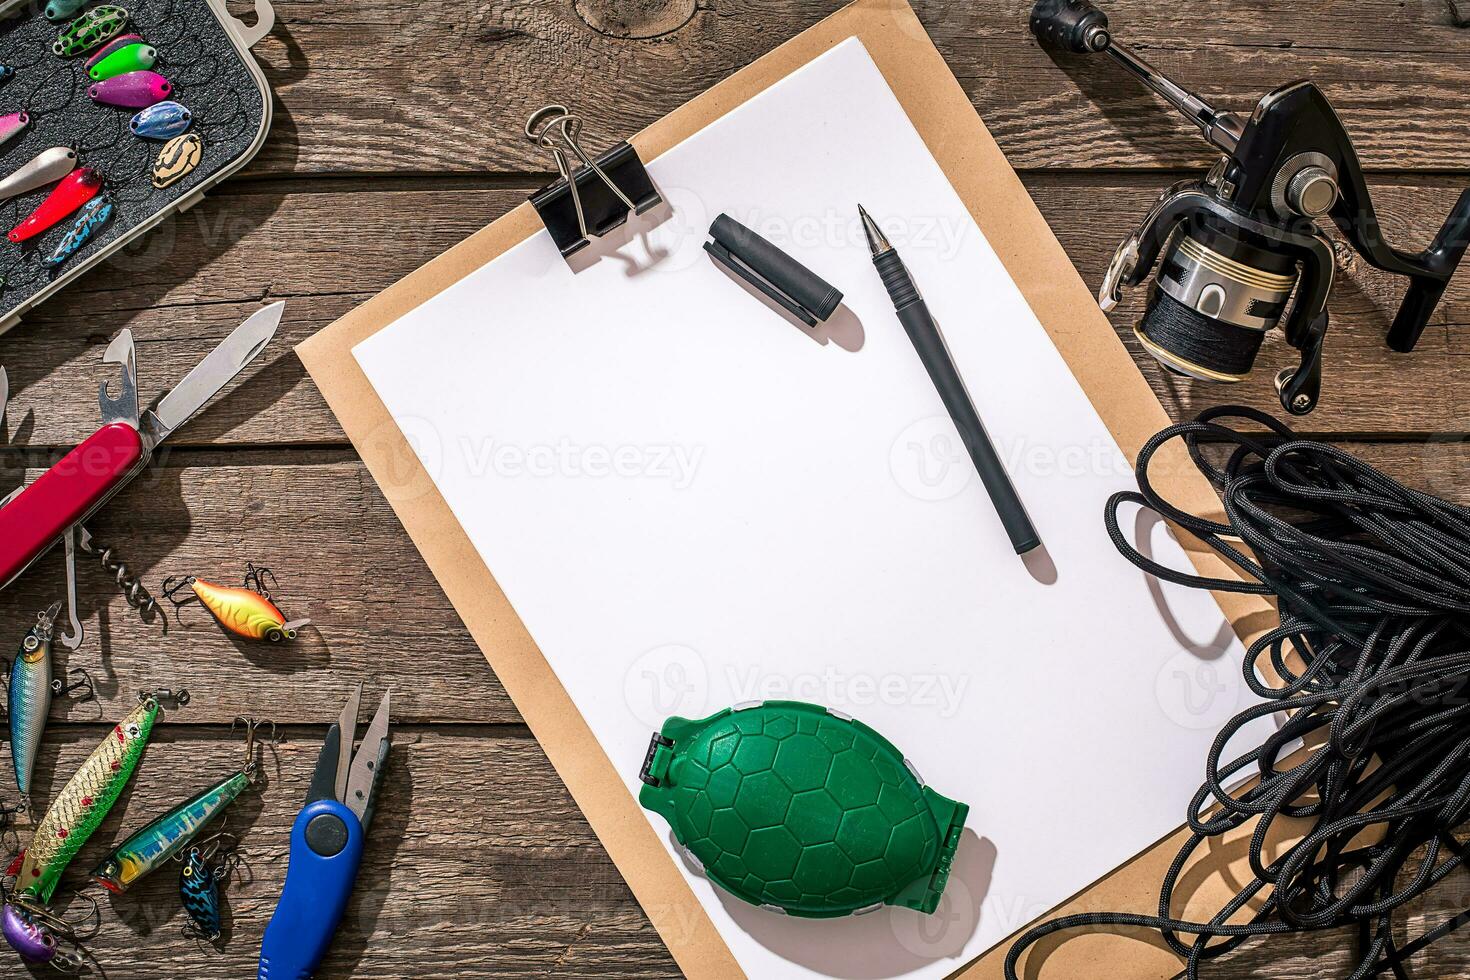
top-left (639, 700), bottom-right (969, 918)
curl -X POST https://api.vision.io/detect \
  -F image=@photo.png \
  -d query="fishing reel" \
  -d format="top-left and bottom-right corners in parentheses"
top-left (1030, 0), bottom-right (1470, 414)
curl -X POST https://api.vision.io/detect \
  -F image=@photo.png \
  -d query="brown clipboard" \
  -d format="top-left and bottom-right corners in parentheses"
top-left (297, 0), bottom-right (1283, 975)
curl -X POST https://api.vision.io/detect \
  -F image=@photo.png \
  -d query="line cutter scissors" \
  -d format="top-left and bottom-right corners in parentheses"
top-left (259, 682), bottom-right (391, 979)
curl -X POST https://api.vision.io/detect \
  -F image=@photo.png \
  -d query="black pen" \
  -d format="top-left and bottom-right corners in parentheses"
top-left (860, 205), bottom-right (1041, 555)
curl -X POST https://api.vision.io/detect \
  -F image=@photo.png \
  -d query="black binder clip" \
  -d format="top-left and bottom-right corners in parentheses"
top-left (525, 104), bottom-right (663, 260)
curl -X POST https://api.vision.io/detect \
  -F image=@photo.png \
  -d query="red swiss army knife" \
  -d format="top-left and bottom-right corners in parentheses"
top-left (0, 302), bottom-right (284, 649)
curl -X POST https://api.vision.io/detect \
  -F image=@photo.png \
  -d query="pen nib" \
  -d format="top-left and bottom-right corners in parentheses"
top-left (857, 204), bottom-right (892, 257)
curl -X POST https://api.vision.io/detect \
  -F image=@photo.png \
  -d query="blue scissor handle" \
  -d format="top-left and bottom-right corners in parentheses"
top-left (258, 798), bottom-right (365, 980)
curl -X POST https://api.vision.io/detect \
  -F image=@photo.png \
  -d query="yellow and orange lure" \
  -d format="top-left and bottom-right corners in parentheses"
top-left (163, 564), bottom-right (311, 643)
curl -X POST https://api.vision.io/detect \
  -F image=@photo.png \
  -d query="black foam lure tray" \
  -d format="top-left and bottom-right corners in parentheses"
top-left (0, 0), bottom-right (273, 334)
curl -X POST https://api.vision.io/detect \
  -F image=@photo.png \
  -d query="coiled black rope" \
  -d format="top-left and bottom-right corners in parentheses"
top-left (1005, 405), bottom-right (1470, 980)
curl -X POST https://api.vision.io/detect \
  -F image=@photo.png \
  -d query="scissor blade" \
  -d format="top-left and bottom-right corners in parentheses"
top-left (335, 682), bottom-right (362, 804)
top-left (146, 301), bottom-right (284, 444)
top-left (344, 690), bottom-right (390, 823)
top-left (0, 366), bottom-right (8, 421)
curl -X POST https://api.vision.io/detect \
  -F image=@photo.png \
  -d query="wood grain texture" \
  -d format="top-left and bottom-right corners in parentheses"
top-left (240, 0), bottom-right (1470, 175)
top-left (1, 178), bottom-right (1466, 447)
top-left (2, 0), bottom-right (1469, 975)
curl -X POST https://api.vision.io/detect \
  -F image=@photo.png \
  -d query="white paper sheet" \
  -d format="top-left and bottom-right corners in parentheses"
top-left (354, 39), bottom-right (1267, 979)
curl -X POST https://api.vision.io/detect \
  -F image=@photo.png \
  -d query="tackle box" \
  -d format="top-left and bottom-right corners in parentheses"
top-left (0, 0), bottom-right (275, 335)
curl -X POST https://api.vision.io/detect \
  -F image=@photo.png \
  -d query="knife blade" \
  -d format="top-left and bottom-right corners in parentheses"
top-left (144, 301), bottom-right (284, 446)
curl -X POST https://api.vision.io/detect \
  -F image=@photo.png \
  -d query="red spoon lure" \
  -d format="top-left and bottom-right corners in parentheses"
top-left (9, 168), bottom-right (103, 243)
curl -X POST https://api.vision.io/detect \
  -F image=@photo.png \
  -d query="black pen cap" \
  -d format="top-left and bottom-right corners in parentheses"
top-left (706, 214), bottom-right (844, 324)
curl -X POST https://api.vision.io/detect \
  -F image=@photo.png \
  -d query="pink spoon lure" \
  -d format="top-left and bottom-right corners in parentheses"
top-left (88, 70), bottom-right (170, 109)
top-left (0, 111), bottom-right (30, 150)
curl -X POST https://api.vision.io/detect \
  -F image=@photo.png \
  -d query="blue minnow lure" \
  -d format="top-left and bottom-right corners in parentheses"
top-left (45, 0), bottom-right (93, 21)
top-left (129, 100), bottom-right (191, 140)
top-left (43, 194), bottom-right (112, 268)
top-left (7, 602), bottom-right (60, 801)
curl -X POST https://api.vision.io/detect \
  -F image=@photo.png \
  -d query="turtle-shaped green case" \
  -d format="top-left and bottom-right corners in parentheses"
top-left (638, 700), bottom-right (968, 918)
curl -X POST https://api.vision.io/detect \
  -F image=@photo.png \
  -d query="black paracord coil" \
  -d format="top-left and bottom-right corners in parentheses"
top-left (1005, 405), bottom-right (1470, 980)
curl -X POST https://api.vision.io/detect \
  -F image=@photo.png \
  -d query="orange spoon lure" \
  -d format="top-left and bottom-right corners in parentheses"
top-left (162, 564), bottom-right (311, 643)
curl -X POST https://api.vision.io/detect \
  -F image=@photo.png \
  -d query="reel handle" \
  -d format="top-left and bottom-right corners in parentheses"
top-left (1384, 189), bottom-right (1470, 352)
top-left (1030, 0), bottom-right (1112, 53)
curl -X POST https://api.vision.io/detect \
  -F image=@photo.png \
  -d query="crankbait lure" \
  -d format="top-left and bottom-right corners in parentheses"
top-left (53, 5), bottom-right (128, 57)
top-left (8, 603), bottom-right (59, 800)
top-left (84, 32), bottom-right (142, 68)
top-left (179, 839), bottom-right (238, 944)
top-left (45, 0), bottom-right (93, 21)
top-left (164, 564), bottom-right (311, 642)
top-left (1, 903), bottom-right (61, 964)
top-left (44, 195), bottom-right (112, 268)
top-left (90, 718), bottom-right (268, 893)
top-left (86, 40), bottom-right (154, 81)
top-left (152, 132), bottom-right (201, 188)
top-left (130, 100), bottom-right (190, 139)
top-left (0, 147), bottom-right (77, 204)
top-left (0, 112), bottom-right (30, 152)
top-left (88, 69), bottom-right (171, 108)
top-left (12, 691), bottom-right (177, 905)
top-left (9, 168), bottom-right (102, 244)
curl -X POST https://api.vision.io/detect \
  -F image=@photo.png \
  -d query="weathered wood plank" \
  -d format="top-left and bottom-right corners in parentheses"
top-left (6, 725), bottom-right (1468, 979)
top-left (242, 0), bottom-right (1470, 176)
top-left (2, 178), bottom-right (1465, 446)
top-left (0, 440), bottom-right (1463, 727)
top-left (0, 461), bottom-right (520, 727)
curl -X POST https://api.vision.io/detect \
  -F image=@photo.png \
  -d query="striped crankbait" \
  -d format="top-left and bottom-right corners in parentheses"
top-left (90, 718), bottom-right (269, 893)
top-left (180, 833), bottom-right (242, 946)
top-left (163, 564), bottom-right (311, 642)
top-left (9, 691), bottom-right (180, 906)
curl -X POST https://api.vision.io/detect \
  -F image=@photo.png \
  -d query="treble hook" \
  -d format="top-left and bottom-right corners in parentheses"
top-left (242, 563), bottom-right (279, 600)
top-left (230, 716), bottom-right (278, 783)
top-left (50, 667), bottom-right (95, 702)
top-left (161, 573), bottom-right (200, 625)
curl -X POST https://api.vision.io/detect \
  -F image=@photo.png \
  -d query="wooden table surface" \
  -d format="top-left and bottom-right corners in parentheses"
top-left (0, 0), bottom-right (1467, 976)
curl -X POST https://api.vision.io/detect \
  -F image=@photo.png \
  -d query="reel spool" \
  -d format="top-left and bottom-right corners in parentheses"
top-left (1031, 0), bottom-right (1470, 414)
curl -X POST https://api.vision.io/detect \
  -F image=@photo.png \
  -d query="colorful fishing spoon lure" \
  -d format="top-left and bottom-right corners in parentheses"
top-left (163, 564), bottom-right (311, 642)
top-left (0, 147), bottom-right (77, 203)
top-left (12, 691), bottom-right (177, 905)
top-left (9, 167), bottom-right (102, 244)
top-left (152, 132), bottom-right (201, 188)
top-left (84, 32), bottom-right (142, 68)
top-left (53, 5), bottom-right (128, 57)
top-left (90, 719), bottom-right (267, 893)
top-left (0, 112), bottom-right (31, 152)
top-left (86, 40), bottom-right (154, 81)
top-left (130, 100), bottom-right (191, 139)
top-left (88, 68), bottom-right (171, 108)
top-left (45, 0), bottom-right (93, 21)
top-left (8, 603), bottom-right (59, 801)
top-left (44, 194), bottom-right (112, 268)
